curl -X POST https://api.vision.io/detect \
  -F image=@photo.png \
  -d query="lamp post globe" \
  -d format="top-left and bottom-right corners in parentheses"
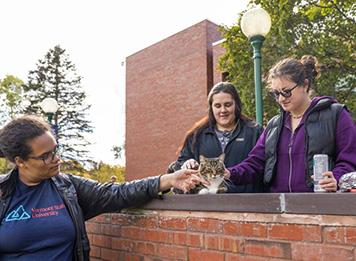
top-left (40, 98), bottom-right (59, 114)
top-left (241, 7), bottom-right (271, 38)
top-left (241, 6), bottom-right (271, 126)
top-left (40, 97), bottom-right (59, 140)
top-left (40, 97), bottom-right (58, 122)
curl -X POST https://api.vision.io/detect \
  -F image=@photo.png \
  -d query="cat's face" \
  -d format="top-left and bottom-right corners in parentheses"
top-left (198, 154), bottom-right (225, 180)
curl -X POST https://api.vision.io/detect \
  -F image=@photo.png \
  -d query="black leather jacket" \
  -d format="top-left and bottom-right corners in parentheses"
top-left (0, 169), bottom-right (161, 261)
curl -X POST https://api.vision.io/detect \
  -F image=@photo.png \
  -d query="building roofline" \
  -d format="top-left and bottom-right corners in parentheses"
top-left (212, 38), bottom-right (226, 46)
top-left (126, 19), bottom-right (220, 59)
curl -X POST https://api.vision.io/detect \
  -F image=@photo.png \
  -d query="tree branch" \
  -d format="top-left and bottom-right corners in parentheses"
top-left (311, 1), bottom-right (356, 23)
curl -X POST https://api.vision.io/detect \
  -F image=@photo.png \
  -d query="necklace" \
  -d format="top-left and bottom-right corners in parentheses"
top-left (290, 100), bottom-right (311, 120)
top-left (290, 113), bottom-right (303, 119)
top-left (218, 123), bottom-right (238, 133)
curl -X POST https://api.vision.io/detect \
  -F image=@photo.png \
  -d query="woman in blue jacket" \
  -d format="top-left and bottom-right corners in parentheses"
top-left (0, 115), bottom-right (205, 260)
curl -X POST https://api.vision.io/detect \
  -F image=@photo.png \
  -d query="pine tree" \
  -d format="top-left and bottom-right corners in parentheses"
top-left (23, 45), bottom-right (94, 163)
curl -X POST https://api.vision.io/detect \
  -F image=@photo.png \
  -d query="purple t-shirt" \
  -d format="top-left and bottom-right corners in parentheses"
top-left (0, 179), bottom-right (75, 260)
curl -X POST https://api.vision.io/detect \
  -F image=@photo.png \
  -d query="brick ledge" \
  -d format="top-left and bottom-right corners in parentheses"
top-left (141, 193), bottom-right (356, 216)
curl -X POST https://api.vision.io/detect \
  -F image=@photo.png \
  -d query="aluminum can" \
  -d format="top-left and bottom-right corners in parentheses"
top-left (313, 154), bottom-right (329, 192)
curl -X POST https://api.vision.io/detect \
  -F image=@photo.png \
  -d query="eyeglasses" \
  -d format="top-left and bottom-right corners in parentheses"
top-left (28, 146), bottom-right (59, 165)
top-left (268, 83), bottom-right (299, 100)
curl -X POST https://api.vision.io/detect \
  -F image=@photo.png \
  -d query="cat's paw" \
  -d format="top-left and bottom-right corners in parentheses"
top-left (217, 187), bottom-right (228, 193)
top-left (209, 188), bottom-right (218, 194)
top-left (198, 188), bottom-right (209, 195)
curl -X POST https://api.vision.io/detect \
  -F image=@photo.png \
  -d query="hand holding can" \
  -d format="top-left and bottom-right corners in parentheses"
top-left (318, 171), bottom-right (337, 192)
top-left (313, 154), bottom-right (329, 192)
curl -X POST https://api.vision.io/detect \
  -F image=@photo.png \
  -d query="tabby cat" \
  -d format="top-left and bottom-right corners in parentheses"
top-left (194, 154), bottom-right (227, 194)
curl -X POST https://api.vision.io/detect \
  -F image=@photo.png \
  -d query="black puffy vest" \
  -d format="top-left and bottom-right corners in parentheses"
top-left (264, 99), bottom-right (344, 187)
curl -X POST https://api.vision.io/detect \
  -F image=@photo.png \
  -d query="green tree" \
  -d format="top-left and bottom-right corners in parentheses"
top-left (89, 161), bottom-right (125, 183)
top-left (112, 144), bottom-right (125, 160)
top-left (0, 75), bottom-right (25, 124)
top-left (60, 159), bottom-right (89, 178)
top-left (220, 0), bottom-right (356, 122)
top-left (60, 160), bottom-right (125, 183)
top-left (0, 158), bottom-right (13, 174)
top-left (23, 45), bottom-right (94, 163)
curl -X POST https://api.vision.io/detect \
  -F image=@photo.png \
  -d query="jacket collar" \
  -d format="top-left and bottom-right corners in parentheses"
top-left (212, 120), bottom-right (243, 142)
top-left (306, 96), bottom-right (342, 117)
top-left (204, 119), bottom-right (243, 135)
top-left (0, 168), bottom-right (18, 198)
top-left (0, 168), bottom-right (17, 184)
top-left (281, 96), bottom-right (335, 122)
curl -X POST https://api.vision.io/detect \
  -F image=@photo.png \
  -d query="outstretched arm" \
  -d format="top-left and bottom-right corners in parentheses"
top-left (159, 169), bottom-right (208, 193)
top-left (227, 130), bottom-right (266, 185)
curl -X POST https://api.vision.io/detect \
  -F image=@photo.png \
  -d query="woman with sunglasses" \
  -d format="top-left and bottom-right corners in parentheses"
top-left (226, 55), bottom-right (356, 192)
top-left (0, 115), bottom-right (206, 260)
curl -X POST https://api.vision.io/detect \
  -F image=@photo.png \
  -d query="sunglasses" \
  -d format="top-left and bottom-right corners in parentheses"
top-left (28, 146), bottom-right (59, 165)
top-left (268, 83), bottom-right (299, 99)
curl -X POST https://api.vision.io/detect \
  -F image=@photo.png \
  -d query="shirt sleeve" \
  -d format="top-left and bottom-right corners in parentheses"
top-left (333, 108), bottom-right (356, 181)
top-left (228, 129), bottom-right (266, 185)
top-left (71, 174), bottom-right (161, 220)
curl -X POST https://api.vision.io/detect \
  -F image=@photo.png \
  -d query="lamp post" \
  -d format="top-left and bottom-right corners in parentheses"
top-left (241, 6), bottom-right (271, 126)
top-left (40, 98), bottom-right (59, 137)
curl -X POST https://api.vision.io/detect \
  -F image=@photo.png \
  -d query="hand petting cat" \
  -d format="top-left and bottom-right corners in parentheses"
top-left (179, 155), bottom-right (228, 194)
top-left (224, 168), bottom-right (231, 180)
top-left (159, 169), bottom-right (209, 193)
top-left (181, 159), bottom-right (199, 170)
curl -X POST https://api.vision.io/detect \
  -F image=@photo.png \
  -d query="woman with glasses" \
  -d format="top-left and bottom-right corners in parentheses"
top-left (0, 115), bottom-right (206, 260)
top-left (172, 82), bottom-right (264, 193)
top-left (226, 55), bottom-right (356, 192)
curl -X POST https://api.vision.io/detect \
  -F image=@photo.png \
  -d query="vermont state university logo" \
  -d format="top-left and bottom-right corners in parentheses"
top-left (5, 205), bottom-right (31, 222)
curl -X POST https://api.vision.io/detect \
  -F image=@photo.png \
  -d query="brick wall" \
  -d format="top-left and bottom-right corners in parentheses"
top-left (87, 210), bottom-right (356, 260)
top-left (125, 20), bottom-right (222, 181)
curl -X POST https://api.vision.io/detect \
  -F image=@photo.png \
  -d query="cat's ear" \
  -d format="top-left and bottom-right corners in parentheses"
top-left (199, 155), bottom-right (206, 162)
top-left (218, 153), bottom-right (225, 162)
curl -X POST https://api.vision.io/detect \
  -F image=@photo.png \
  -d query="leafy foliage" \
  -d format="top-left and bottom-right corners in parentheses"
top-left (220, 0), bottom-right (356, 122)
top-left (60, 160), bottom-right (90, 178)
top-left (23, 45), bottom-right (94, 163)
top-left (61, 160), bottom-right (125, 183)
top-left (0, 158), bottom-right (13, 174)
top-left (89, 162), bottom-right (125, 184)
top-left (0, 75), bottom-right (25, 125)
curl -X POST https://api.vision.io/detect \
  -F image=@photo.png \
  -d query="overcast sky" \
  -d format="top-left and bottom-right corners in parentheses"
top-left (0, 0), bottom-right (249, 165)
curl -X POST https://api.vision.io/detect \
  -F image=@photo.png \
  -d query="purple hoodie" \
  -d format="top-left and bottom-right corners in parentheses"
top-left (228, 96), bottom-right (356, 192)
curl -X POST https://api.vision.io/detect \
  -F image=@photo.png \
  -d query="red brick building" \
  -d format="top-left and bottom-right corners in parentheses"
top-left (90, 20), bottom-right (355, 261)
top-left (125, 20), bottom-right (225, 180)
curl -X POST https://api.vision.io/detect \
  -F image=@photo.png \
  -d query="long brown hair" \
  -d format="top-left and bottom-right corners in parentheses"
top-left (177, 82), bottom-right (249, 154)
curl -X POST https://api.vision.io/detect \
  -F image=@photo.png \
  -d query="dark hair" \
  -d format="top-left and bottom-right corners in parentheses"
top-left (267, 55), bottom-right (320, 92)
top-left (0, 115), bottom-right (51, 163)
top-left (177, 82), bottom-right (249, 154)
top-left (207, 82), bottom-right (247, 126)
